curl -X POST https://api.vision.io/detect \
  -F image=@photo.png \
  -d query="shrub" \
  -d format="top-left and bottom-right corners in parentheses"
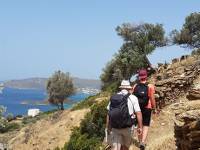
top-left (71, 95), bottom-right (96, 111)
top-left (64, 128), bottom-right (101, 150)
top-left (6, 113), bottom-right (14, 122)
top-left (80, 100), bottom-right (108, 138)
top-left (0, 122), bottom-right (20, 133)
top-left (64, 99), bottom-right (109, 150)
top-left (192, 48), bottom-right (200, 56)
top-left (22, 116), bottom-right (38, 124)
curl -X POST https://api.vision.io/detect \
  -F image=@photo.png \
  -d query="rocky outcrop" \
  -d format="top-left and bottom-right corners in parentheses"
top-left (153, 55), bottom-right (200, 150)
top-left (172, 100), bottom-right (200, 150)
top-left (153, 56), bottom-right (200, 109)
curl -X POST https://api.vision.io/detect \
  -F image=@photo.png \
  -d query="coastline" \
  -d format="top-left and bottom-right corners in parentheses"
top-left (20, 98), bottom-right (77, 106)
top-left (0, 88), bottom-right (93, 116)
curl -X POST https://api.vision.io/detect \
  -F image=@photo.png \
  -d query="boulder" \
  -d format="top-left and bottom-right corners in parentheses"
top-left (174, 100), bottom-right (200, 150)
top-left (172, 58), bottom-right (180, 63)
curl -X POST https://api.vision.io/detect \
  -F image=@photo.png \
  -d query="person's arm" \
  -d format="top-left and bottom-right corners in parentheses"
top-left (150, 93), bottom-right (156, 109)
top-left (149, 85), bottom-right (156, 109)
top-left (149, 85), bottom-right (156, 113)
top-left (131, 95), bottom-right (143, 134)
top-left (135, 111), bottom-right (142, 134)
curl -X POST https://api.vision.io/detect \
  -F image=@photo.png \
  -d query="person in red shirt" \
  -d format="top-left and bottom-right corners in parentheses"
top-left (132, 69), bottom-right (156, 150)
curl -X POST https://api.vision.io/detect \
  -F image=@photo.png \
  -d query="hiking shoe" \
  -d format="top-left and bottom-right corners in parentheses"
top-left (139, 143), bottom-right (146, 150)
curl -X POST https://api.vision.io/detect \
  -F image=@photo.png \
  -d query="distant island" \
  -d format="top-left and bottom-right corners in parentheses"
top-left (4, 77), bottom-right (101, 94)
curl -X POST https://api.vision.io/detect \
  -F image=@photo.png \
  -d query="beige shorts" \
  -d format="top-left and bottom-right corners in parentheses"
top-left (110, 127), bottom-right (132, 148)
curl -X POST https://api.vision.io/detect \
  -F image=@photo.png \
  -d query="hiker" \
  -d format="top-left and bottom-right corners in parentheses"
top-left (105, 80), bottom-right (143, 150)
top-left (133, 69), bottom-right (156, 150)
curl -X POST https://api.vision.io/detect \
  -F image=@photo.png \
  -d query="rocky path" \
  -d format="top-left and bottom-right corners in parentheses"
top-left (129, 69), bottom-right (200, 150)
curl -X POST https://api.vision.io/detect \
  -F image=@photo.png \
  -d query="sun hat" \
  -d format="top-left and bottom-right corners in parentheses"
top-left (119, 80), bottom-right (132, 89)
top-left (138, 69), bottom-right (147, 79)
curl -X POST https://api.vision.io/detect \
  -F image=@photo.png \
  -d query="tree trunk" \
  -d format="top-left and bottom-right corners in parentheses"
top-left (60, 101), bottom-right (64, 110)
top-left (145, 55), bottom-right (152, 67)
top-left (145, 55), bottom-right (156, 75)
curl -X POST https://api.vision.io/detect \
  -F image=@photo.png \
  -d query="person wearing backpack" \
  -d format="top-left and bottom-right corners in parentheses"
top-left (105, 80), bottom-right (143, 150)
top-left (133, 69), bottom-right (156, 150)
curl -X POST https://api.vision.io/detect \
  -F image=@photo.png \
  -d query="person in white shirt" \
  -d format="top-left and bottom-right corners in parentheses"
top-left (106, 80), bottom-right (143, 150)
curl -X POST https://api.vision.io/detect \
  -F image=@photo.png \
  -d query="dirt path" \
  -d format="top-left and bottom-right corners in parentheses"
top-left (129, 105), bottom-right (176, 150)
top-left (7, 109), bottom-right (89, 150)
top-left (130, 75), bottom-right (200, 150)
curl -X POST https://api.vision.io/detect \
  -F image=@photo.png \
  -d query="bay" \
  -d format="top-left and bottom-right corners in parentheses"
top-left (0, 87), bottom-right (91, 116)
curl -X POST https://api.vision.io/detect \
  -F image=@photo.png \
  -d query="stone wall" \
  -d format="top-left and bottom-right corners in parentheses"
top-left (152, 55), bottom-right (200, 109)
top-left (172, 100), bottom-right (200, 150)
top-left (149, 55), bottom-right (200, 149)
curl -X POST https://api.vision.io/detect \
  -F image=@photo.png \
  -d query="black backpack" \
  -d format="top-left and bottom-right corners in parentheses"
top-left (133, 83), bottom-right (149, 109)
top-left (109, 93), bottom-right (135, 129)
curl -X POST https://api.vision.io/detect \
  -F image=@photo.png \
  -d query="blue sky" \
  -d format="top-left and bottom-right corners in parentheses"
top-left (0, 0), bottom-right (199, 80)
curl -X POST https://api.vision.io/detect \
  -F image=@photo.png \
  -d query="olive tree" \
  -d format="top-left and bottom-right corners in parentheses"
top-left (46, 71), bottom-right (75, 110)
top-left (171, 12), bottom-right (200, 49)
top-left (101, 23), bottom-right (166, 90)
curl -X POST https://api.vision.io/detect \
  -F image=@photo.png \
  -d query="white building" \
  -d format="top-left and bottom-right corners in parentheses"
top-left (28, 108), bottom-right (40, 117)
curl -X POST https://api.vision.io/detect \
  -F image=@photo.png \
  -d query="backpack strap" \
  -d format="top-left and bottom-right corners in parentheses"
top-left (134, 83), bottom-right (149, 94)
top-left (123, 93), bottom-right (131, 101)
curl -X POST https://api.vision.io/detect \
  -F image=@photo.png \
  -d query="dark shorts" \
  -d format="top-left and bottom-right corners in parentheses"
top-left (141, 108), bottom-right (152, 126)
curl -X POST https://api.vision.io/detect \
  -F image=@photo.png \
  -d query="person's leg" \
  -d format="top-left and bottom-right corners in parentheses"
top-left (137, 128), bottom-right (142, 143)
top-left (112, 143), bottom-right (121, 150)
top-left (140, 108), bottom-right (152, 149)
top-left (121, 128), bottom-right (132, 150)
top-left (141, 126), bottom-right (149, 144)
top-left (120, 145), bottom-right (128, 150)
top-left (138, 109), bottom-right (145, 144)
top-left (112, 129), bottom-right (122, 150)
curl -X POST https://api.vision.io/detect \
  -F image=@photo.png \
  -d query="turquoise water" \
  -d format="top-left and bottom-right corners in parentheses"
top-left (0, 87), bottom-right (90, 116)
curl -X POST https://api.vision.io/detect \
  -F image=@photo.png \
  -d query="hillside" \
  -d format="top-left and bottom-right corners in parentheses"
top-left (1, 54), bottom-right (200, 150)
top-left (4, 77), bottom-right (101, 90)
top-left (0, 109), bottom-right (90, 150)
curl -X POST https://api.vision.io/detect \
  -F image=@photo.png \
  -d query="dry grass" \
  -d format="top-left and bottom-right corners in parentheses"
top-left (7, 109), bottom-right (90, 150)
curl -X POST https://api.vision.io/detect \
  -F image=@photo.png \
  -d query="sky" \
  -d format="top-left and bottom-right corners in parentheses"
top-left (0, 0), bottom-right (199, 80)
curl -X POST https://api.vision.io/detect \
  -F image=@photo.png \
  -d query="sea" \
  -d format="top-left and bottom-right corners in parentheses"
top-left (0, 87), bottom-right (91, 116)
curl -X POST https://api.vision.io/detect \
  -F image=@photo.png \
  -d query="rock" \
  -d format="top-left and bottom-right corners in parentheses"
top-left (172, 58), bottom-right (179, 63)
top-left (156, 74), bottom-right (162, 80)
top-left (161, 123), bottom-right (165, 126)
top-left (186, 89), bottom-right (200, 100)
top-left (154, 94), bottom-right (160, 99)
top-left (174, 100), bottom-right (200, 150)
top-left (180, 55), bottom-right (189, 61)
top-left (157, 63), bottom-right (164, 67)
top-left (176, 110), bottom-right (200, 123)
